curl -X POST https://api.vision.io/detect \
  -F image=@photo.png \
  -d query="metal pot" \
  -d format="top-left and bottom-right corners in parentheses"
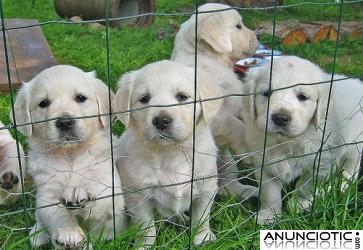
top-left (53, 0), bottom-right (156, 28)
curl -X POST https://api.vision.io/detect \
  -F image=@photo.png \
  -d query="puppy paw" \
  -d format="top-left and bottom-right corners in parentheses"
top-left (257, 209), bottom-right (278, 225)
top-left (288, 196), bottom-right (312, 212)
top-left (193, 228), bottom-right (216, 246)
top-left (52, 227), bottom-right (85, 249)
top-left (167, 213), bottom-right (189, 226)
top-left (61, 187), bottom-right (91, 209)
top-left (29, 224), bottom-right (50, 247)
top-left (0, 171), bottom-right (19, 190)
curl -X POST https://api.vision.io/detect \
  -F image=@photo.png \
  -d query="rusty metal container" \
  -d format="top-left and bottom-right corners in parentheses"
top-left (54, 0), bottom-right (156, 28)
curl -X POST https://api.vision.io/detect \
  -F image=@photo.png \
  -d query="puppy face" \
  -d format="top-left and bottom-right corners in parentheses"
top-left (244, 56), bottom-right (329, 138)
top-left (197, 3), bottom-right (258, 64)
top-left (12, 65), bottom-right (112, 146)
top-left (113, 60), bottom-right (223, 144)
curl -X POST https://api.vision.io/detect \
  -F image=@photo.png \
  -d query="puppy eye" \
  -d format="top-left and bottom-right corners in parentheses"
top-left (176, 93), bottom-right (189, 102)
top-left (236, 24), bottom-right (242, 29)
top-left (75, 94), bottom-right (87, 103)
top-left (139, 94), bottom-right (150, 104)
top-left (38, 99), bottom-right (51, 108)
top-left (297, 93), bottom-right (309, 101)
top-left (262, 90), bottom-right (272, 98)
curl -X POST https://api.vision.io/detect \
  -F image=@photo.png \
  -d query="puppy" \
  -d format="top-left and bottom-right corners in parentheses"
top-left (171, 3), bottom-right (259, 199)
top-left (112, 60), bottom-right (222, 248)
top-left (0, 121), bottom-right (25, 204)
top-left (242, 56), bottom-right (363, 224)
top-left (12, 65), bottom-right (125, 248)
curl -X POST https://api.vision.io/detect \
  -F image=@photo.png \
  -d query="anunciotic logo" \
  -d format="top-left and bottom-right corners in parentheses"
top-left (260, 230), bottom-right (362, 250)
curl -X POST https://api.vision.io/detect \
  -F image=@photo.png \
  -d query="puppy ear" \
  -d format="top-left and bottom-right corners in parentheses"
top-left (198, 15), bottom-right (233, 53)
top-left (197, 73), bottom-right (224, 123)
top-left (11, 82), bottom-right (32, 137)
top-left (112, 72), bottom-right (136, 129)
top-left (313, 87), bottom-right (329, 129)
top-left (92, 77), bottom-right (114, 129)
top-left (241, 71), bottom-right (258, 123)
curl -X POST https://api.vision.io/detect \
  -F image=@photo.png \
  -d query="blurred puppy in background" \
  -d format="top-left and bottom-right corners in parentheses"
top-left (242, 56), bottom-right (363, 224)
top-left (12, 65), bottom-right (126, 249)
top-left (171, 3), bottom-right (259, 199)
top-left (0, 121), bottom-right (25, 205)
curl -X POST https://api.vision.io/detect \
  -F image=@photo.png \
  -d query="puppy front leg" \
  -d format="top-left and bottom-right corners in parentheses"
top-left (191, 194), bottom-right (216, 246)
top-left (340, 149), bottom-right (361, 190)
top-left (217, 152), bottom-right (258, 199)
top-left (288, 171), bottom-right (314, 211)
top-left (35, 188), bottom-right (85, 249)
top-left (256, 172), bottom-right (283, 225)
top-left (130, 199), bottom-right (156, 249)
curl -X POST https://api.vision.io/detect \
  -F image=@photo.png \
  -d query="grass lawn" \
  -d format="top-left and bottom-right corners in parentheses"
top-left (0, 0), bottom-right (362, 249)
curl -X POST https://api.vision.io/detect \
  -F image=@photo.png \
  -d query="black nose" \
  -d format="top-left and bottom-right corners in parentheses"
top-left (271, 113), bottom-right (290, 127)
top-left (152, 115), bottom-right (172, 131)
top-left (56, 117), bottom-right (76, 131)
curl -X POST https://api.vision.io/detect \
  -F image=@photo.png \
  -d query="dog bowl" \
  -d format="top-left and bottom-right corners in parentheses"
top-left (235, 57), bottom-right (268, 68)
top-left (234, 57), bottom-right (268, 75)
top-left (255, 49), bottom-right (282, 57)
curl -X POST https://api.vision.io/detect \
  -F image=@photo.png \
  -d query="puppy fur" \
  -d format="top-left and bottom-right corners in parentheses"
top-left (12, 65), bottom-right (125, 248)
top-left (171, 3), bottom-right (259, 199)
top-left (0, 121), bottom-right (25, 204)
top-left (242, 56), bottom-right (363, 224)
top-left (113, 60), bottom-right (222, 248)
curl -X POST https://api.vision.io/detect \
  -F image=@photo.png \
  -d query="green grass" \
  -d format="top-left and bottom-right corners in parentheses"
top-left (0, 0), bottom-right (362, 249)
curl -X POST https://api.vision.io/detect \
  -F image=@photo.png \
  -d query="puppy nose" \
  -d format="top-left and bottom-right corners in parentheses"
top-left (271, 113), bottom-right (290, 127)
top-left (56, 117), bottom-right (76, 131)
top-left (152, 115), bottom-right (172, 130)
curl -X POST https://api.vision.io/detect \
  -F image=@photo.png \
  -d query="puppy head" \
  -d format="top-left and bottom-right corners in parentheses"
top-left (196, 3), bottom-right (258, 66)
top-left (243, 56), bottom-right (329, 138)
top-left (112, 60), bottom-right (223, 144)
top-left (11, 65), bottom-right (113, 146)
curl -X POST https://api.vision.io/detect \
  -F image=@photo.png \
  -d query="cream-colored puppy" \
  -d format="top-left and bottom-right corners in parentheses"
top-left (242, 56), bottom-right (363, 224)
top-left (171, 3), bottom-right (259, 199)
top-left (0, 121), bottom-right (25, 204)
top-left (12, 65), bottom-right (125, 249)
top-left (113, 60), bottom-right (222, 248)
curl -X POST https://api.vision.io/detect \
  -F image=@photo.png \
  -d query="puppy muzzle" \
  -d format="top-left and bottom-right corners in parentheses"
top-left (268, 111), bottom-right (294, 137)
top-left (271, 113), bottom-right (291, 127)
top-left (152, 114), bottom-right (173, 131)
top-left (55, 116), bottom-right (79, 142)
top-left (150, 114), bottom-right (176, 142)
top-left (56, 117), bottom-right (76, 131)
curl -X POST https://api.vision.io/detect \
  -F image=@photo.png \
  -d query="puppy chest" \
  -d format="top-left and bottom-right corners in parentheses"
top-left (30, 153), bottom-right (112, 186)
top-left (152, 188), bottom-right (191, 215)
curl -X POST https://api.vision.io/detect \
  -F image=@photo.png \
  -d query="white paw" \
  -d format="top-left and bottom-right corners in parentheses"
top-left (61, 187), bottom-right (91, 208)
top-left (257, 209), bottom-right (278, 225)
top-left (29, 224), bottom-right (50, 247)
top-left (193, 228), bottom-right (216, 246)
top-left (52, 227), bottom-right (85, 249)
top-left (239, 185), bottom-right (259, 199)
top-left (167, 213), bottom-right (189, 226)
top-left (288, 196), bottom-right (312, 212)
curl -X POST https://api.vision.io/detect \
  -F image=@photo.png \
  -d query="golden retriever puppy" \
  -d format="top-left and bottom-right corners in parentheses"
top-left (242, 56), bottom-right (363, 224)
top-left (112, 60), bottom-right (222, 248)
top-left (171, 3), bottom-right (259, 199)
top-left (0, 121), bottom-right (25, 204)
top-left (12, 65), bottom-right (125, 249)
